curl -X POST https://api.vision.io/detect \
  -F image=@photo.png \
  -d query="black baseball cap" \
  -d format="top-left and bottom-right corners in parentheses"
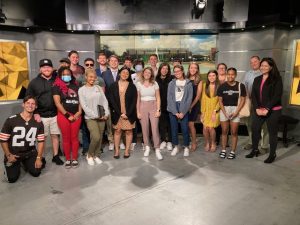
top-left (39, 59), bottom-right (53, 67)
top-left (59, 57), bottom-right (71, 64)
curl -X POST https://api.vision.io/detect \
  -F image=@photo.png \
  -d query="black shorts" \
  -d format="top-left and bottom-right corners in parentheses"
top-left (4, 150), bottom-right (41, 183)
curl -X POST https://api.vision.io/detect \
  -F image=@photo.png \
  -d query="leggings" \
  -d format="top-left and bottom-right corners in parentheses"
top-left (57, 112), bottom-right (81, 160)
top-left (252, 110), bottom-right (281, 155)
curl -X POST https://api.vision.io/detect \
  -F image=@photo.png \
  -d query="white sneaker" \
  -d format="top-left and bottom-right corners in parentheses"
top-left (94, 157), bottom-right (103, 164)
top-left (183, 147), bottom-right (190, 157)
top-left (171, 146), bottom-right (179, 156)
top-left (120, 142), bottom-right (126, 149)
top-left (108, 142), bottom-right (114, 151)
top-left (86, 156), bottom-right (95, 166)
top-left (160, 141), bottom-right (167, 149)
top-left (167, 142), bottom-right (173, 151)
top-left (155, 148), bottom-right (163, 160)
top-left (131, 143), bottom-right (136, 151)
top-left (144, 146), bottom-right (151, 157)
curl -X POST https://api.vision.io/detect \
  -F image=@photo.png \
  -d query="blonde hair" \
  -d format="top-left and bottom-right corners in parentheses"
top-left (187, 62), bottom-right (201, 85)
top-left (85, 68), bottom-right (97, 77)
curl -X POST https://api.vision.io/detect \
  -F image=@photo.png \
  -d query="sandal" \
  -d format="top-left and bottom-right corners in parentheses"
top-left (227, 152), bottom-right (236, 159)
top-left (219, 151), bottom-right (226, 159)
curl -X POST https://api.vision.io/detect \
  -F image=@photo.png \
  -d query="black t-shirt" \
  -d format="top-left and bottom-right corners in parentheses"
top-left (217, 82), bottom-right (246, 106)
top-left (52, 83), bottom-right (80, 114)
top-left (0, 114), bottom-right (44, 154)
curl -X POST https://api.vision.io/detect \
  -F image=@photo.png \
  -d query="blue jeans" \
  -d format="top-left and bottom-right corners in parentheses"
top-left (81, 119), bottom-right (90, 150)
top-left (169, 102), bottom-right (190, 147)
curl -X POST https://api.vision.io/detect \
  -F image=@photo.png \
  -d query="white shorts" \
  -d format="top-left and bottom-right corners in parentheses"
top-left (220, 106), bottom-right (240, 123)
top-left (41, 116), bottom-right (60, 136)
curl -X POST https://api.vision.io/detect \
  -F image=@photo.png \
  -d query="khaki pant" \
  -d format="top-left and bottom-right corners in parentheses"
top-left (86, 119), bottom-right (105, 157)
top-left (139, 100), bottom-right (160, 149)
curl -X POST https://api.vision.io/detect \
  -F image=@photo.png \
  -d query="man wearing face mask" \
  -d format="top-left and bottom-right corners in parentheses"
top-left (26, 59), bottom-right (64, 166)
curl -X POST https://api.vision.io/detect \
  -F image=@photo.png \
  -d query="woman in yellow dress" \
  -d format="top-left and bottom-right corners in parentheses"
top-left (201, 70), bottom-right (220, 152)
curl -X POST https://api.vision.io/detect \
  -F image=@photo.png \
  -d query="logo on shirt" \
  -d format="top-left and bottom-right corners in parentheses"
top-left (223, 90), bottom-right (239, 95)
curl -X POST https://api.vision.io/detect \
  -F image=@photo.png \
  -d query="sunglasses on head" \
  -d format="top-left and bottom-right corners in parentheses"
top-left (85, 63), bottom-right (94, 67)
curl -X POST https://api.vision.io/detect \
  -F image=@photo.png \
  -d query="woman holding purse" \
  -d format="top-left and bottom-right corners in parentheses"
top-left (78, 69), bottom-right (109, 166)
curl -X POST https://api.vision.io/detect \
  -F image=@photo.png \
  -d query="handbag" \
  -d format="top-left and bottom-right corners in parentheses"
top-left (95, 85), bottom-right (105, 118)
top-left (97, 105), bottom-right (105, 118)
top-left (238, 82), bottom-right (251, 118)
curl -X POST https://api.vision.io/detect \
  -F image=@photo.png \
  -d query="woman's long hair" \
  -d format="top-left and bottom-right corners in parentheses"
top-left (205, 70), bottom-right (219, 98)
top-left (157, 63), bottom-right (171, 78)
top-left (186, 62), bottom-right (201, 85)
top-left (53, 67), bottom-right (77, 95)
top-left (140, 67), bottom-right (155, 84)
top-left (260, 57), bottom-right (280, 83)
top-left (119, 67), bottom-right (133, 82)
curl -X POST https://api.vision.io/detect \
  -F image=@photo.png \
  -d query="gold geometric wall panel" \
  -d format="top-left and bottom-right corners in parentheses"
top-left (0, 40), bottom-right (29, 101)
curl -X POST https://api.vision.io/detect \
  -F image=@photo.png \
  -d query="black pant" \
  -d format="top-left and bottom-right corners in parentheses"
top-left (4, 150), bottom-right (41, 183)
top-left (159, 111), bottom-right (172, 142)
top-left (252, 110), bottom-right (281, 155)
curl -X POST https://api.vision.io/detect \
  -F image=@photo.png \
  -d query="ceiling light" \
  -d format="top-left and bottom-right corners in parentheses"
top-left (0, 8), bottom-right (7, 23)
top-left (192, 0), bottom-right (207, 19)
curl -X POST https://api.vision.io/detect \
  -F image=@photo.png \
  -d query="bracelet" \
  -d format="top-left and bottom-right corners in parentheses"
top-left (36, 156), bottom-right (41, 159)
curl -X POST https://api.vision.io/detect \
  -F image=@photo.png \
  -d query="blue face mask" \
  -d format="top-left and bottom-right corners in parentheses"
top-left (61, 75), bottom-right (72, 83)
top-left (135, 64), bottom-right (143, 72)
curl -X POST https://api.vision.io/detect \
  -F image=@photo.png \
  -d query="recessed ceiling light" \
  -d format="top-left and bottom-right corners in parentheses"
top-left (26, 27), bottom-right (30, 30)
top-left (49, 28), bottom-right (53, 31)
top-left (262, 25), bottom-right (266, 28)
top-left (71, 30), bottom-right (74, 32)
top-left (290, 25), bottom-right (294, 28)
top-left (241, 28), bottom-right (244, 31)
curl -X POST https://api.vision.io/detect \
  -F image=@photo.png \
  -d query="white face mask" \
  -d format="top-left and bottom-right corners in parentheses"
top-left (135, 64), bottom-right (143, 72)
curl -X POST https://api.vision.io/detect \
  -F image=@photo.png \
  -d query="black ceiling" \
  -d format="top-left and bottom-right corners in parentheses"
top-left (1, 0), bottom-right (300, 33)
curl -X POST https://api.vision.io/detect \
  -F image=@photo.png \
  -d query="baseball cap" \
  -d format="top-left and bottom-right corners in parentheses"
top-left (39, 59), bottom-right (53, 67)
top-left (59, 57), bottom-right (71, 64)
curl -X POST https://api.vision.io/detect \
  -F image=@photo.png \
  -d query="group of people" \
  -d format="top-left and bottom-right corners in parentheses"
top-left (0, 51), bottom-right (283, 183)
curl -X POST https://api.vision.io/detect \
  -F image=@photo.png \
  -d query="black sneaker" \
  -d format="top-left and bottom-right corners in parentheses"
top-left (82, 148), bottom-right (88, 156)
top-left (52, 155), bottom-right (64, 165)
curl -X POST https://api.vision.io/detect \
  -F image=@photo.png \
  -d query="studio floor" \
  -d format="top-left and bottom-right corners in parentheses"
top-left (1, 136), bottom-right (300, 225)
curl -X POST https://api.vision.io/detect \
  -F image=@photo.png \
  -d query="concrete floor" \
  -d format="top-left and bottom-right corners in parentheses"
top-left (1, 137), bottom-right (300, 225)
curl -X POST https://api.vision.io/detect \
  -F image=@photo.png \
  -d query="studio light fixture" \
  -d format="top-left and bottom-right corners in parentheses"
top-left (192, 0), bottom-right (207, 19)
top-left (0, 8), bottom-right (7, 23)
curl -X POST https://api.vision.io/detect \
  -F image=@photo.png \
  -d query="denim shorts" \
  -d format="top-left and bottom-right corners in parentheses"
top-left (220, 106), bottom-right (240, 123)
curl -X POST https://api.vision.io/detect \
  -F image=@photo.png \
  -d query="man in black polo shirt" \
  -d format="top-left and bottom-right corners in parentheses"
top-left (1, 96), bottom-right (45, 183)
top-left (26, 59), bottom-right (63, 165)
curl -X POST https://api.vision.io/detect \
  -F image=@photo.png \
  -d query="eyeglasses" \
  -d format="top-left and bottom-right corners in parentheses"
top-left (85, 63), bottom-right (94, 67)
